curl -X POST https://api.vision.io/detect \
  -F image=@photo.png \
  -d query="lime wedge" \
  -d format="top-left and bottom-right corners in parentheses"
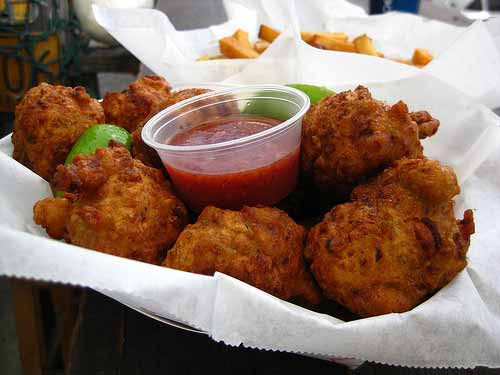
top-left (286, 84), bottom-right (335, 105)
top-left (55, 124), bottom-right (131, 197)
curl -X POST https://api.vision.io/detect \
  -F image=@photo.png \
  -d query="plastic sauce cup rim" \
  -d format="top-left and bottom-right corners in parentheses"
top-left (141, 84), bottom-right (310, 153)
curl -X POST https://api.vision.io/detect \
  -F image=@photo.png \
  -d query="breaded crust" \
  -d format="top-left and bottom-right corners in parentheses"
top-left (13, 83), bottom-right (104, 180)
top-left (301, 86), bottom-right (434, 193)
top-left (34, 142), bottom-right (188, 264)
top-left (305, 159), bottom-right (474, 317)
top-left (165, 206), bottom-right (322, 305)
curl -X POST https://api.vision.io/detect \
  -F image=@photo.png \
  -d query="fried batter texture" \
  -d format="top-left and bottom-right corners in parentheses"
top-left (102, 75), bottom-right (172, 133)
top-left (12, 83), bottom-right (104, 180)
top-left (162, 88), bottom-right (211, 108)
top-left (410, 110), bottom-right (440, 139)
top-left (304, 159), bottom-right (474, 317)
top-left (130, 88), bottom-right (211, 168)
top-left (33, 142), bottom-right (188, 264)
top-left (165, 206), bottom-right (322, 305)
top-left (301, 86), bottom-right (438, 193)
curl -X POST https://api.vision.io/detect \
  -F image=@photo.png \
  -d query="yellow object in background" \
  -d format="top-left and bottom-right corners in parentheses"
top-left (0, 32), bottom-right (60, 112)
top-left (12, 2), bottom-right (28, 22)
top-left (0, 0), bottom-right (37, 24)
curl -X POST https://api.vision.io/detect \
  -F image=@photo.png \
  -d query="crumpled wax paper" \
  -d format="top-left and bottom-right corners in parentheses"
top-left (210, 73), bottom-right (500, 370)
top-left (2, 0), bottom-right (500, 368)
top-left (92, 0), bottom-right (268, 84)
top-left (93, 0), bottom-right (500, 108)
top-left (1, 66), bottom-right (500, 367)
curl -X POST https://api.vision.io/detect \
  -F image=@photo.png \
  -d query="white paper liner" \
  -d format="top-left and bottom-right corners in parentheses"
top-left (3, 1), bottom-right (500, 365)
top-left (93, 0), bottom-right (500, 108)
top-left (1, 68), bottom-right (500, 367)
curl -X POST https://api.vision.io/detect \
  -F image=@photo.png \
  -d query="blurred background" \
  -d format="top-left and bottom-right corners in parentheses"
top-left (0, 1), bottom-right (499, 374)
top-left (0, 0), bottom-right (496, 123)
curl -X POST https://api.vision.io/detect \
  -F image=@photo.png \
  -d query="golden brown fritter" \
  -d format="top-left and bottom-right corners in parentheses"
top-left (410, 110), bottom-right (440, 139)
top-left (102, 75), bottom-right (172, 133)
top-left (304, 159), bottom-right (474, 317)
top-left (130, 88), bottom-right (211, 168)
top-left (162, 88), bottom-right (211, 108)
top-left (165, 206), bottom-right (322, 305)
top-left (33, 197), bottom-right (72, 239)
top-left (130, 127), bottom-right (163, 169)
top-left (33, 142), bottom-right (188, 264)
top-left (301, 86), bottom-right (438, 193)
top-left (12, 83), bottom-right (104, 180)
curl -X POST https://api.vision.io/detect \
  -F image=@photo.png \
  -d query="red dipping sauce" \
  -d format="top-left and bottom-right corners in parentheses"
top-left (163, 115), bottom-right (299, 211)
top-left (169, 116), bottom-right (280, 146)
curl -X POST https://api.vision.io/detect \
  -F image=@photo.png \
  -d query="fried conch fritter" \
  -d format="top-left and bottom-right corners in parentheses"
top-left (33, 142), bottom-right (188, 264)
top-left (305, 159), bottom-right (474, 317)
top-left (102, 75), bottom-right (172, 133)
top-left (130, 88), bottom-right (211, 168)
top-left (301, 86), bottom-right (439, 193)
top-left (165, 206), bottom-right (322, 305)
top-left (12, 83), bottom-right (105, 180)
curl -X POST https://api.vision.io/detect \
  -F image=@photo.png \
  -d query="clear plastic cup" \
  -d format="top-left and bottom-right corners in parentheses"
top-left (142, 85), bottom-right (310, 211)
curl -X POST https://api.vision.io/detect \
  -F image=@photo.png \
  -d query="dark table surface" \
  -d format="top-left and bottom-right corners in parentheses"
top-left (67, 290), bottom-right (500, 375)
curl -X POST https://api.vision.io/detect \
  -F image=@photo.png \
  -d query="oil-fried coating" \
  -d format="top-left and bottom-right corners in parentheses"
top-left (162, 88), bottom-right (211, 108)
top-left (12, 83), bottom-right (104, 180)
top-left (410, 110), bottom-right (440, 139)
top-left (301, 86), bottom-right (437, 192)
top-left (131, 88), bottom-right (211, 168)
top-left (33, 197), bottom-right (72, 239)
top-left (165, 206), bottom-right (322, 305)
top-left (102, 75), bottom-right (172, 133)
top-left (305, 159), bottom-right (474, 317)
top-left (33, 142), bottom-right (188, 264)
top-left (130, 127), bottom-right (163, 169)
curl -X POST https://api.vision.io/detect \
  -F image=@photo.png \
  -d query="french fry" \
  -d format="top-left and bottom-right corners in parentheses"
top-left (353, 34), bottom-right (378, 56)
top-left (316, 32), bottom-right (348, 42)
top-left (300, 31), bottom-right (316, 43)
top-left (219, 36), bottom-right (259, 59)
top-left (233, 29), bottom-right (253, 50)
top-left (310, 34), bottom-right (355, 52)
top-left (389, 57), bottom-right (413, 65)
top-left (259, 24), bottom-right (280, 43)
top-left (201, 25), bottom-right (432, 64)
top-left (254, 39), bottom-right (270, 54)
top-left (301, 31), bottom-right (348, 44)
top-left (412, 48), bottom-right (433, 66)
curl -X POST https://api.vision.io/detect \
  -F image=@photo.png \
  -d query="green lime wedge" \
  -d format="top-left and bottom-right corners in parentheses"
top-left (241, 91), bottom-right (295, 121)
top-left (286, 84), bottom-right (335, 105)
top-left (65, 124), bottom-right (131, 166)
top-left (55, 124), bottom-right (131, 197)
